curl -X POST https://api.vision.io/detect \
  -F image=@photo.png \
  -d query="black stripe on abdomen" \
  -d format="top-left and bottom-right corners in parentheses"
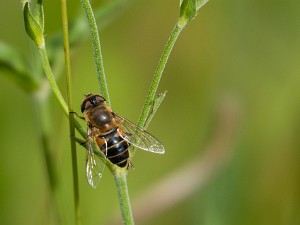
top-left (101, 134), bottom-right (130, 168)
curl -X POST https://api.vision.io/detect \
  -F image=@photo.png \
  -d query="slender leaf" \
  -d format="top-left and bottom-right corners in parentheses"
top-left (179, 0), bottom-right (197, 26)
top-left (0, 41), bottom-right (39, 92)
top-left (23, 2), bottom-right (44, 48)
top-left (197, 0), bottom-right (210, 11)
top-left (34, 0), bottom-right (44, 31)
top-left (144, 91), bottom-right (167, 129)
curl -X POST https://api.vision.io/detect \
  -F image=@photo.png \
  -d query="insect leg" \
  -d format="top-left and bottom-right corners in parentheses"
top-left (127, 161), bottom-right (134, 170)
top-left (69, 111), bottom-right (85, 120)
top-left (69, 135), bottom-right (86, 146)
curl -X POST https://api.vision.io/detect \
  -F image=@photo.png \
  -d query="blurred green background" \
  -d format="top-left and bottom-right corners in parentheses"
top-left (0, 0), bottom-right (300, 225)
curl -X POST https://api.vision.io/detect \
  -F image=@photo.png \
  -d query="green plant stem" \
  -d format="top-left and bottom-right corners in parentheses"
top-left (80, 0), bottom-right (110, 105)
top-left (138, 0), bottom-right (210, 129)
top-left (78, 2), bottom-right (134, 223)
top-left (38, 46), bottom-right (87, 138)
top-left (114, 170), bottom-right (135, 225)
top-left (34, 97), bottom-right (62, 225)
top-left (69, 106), bottom-right (81, 225)
top-left (60, 0), bottom-right (81, 225)
top-left (74, 119), bottom-right (87, 137)
top-left (138, 24), bottom-right (183, 129)
top-left (94, 146), bottom-right (134, 225)
top-left (39, 47), bottom-right (68, 114)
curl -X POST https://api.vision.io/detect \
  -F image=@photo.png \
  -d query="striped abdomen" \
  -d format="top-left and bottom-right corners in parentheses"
top-left (99, 128), bottom-right (130, 168)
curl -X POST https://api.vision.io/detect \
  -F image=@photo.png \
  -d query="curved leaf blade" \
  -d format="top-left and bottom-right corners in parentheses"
top-left (23, 2), bottom-right (44, 48)
top-left (0, 41), bottom-right (39, 92)
top-left (179, 0), bottom-right (197, 26)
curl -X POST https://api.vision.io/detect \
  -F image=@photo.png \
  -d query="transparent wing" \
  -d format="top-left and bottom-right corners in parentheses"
top-left (113, 113), bottom-right (165, 154)
top-left (85, 136), bottom-right (106, 189)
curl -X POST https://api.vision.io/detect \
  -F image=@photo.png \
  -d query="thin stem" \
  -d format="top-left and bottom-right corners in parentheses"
top-left (80, 0), bottom-right (110, 105)
top-left (61, 0), bottom-right (81, 225)
top-left (38, 46), bottom-right (87, 138)
top-left (79, 2), bottom-right (134, 221)
top-left (69, 112), bottom-right (81, 225)
top-left (74, 119), bottom-right (87, 137)
top-left (114, 171), bottom-right (135, 225)
top-left (39, 46), bottom-right (68, 115)
top-left (137, 0), bottom-right (210, 129)
top-left (33, 97), bottom-right (62, 225)
top-left (138, 24), bottom-right (183, 129)
top-left (61, 1), bottom-right (71, 107)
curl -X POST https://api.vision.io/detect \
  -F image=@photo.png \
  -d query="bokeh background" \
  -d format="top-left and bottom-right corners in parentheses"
top-left (0, 0), bottom-right (299, 225)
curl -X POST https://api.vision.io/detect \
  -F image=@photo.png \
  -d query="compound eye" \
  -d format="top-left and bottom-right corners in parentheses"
top-left (81, 94), bottom-right (105, 113)
top-left (95, 96), bottom-right (105, 103)
top-left (90, 96), bottom-right (105, 105)
top-left (89, 96), bottom-right (97, 105)
top-left (81, 101), bottom-right (92, 113)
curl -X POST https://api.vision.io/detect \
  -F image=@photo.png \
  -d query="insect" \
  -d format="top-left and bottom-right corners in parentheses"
top-left (80, 93), bottom-right (165, 188)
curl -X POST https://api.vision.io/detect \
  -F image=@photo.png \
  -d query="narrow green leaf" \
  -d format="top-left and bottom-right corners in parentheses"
top-left (0, 42), bottom-right (29, 75)
top-left (35, 0), bottom-right (44, 31)
top-left (179, 0), bottom-right (197, 27)
top-left (197, 0), bottom-right (210, 11)
top-left (23, 2), bottom-right (44, 48)
top-left (0, 41), bottom-right (39, 92)
top-left (144, 91), bottom-right (167, 129)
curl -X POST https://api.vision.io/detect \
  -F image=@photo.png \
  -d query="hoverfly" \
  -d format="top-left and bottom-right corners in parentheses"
top-left (80, 94), bottom-right (165, 188)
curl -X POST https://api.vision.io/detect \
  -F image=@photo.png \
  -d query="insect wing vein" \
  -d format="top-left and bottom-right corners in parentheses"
top-left (85, 137), bottom-right (105, 188)
top-left (113, 113), bottom-right (165, 154)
